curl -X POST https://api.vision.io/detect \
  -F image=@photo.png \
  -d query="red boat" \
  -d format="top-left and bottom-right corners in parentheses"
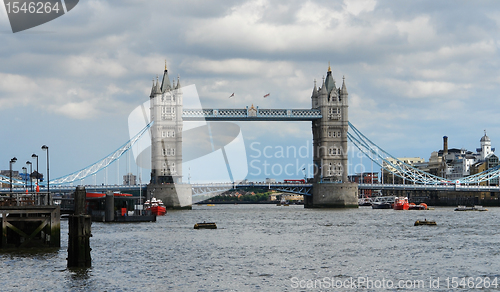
top-left (393, 197), bottom-right (409, 210)
top-left (394, 197), bottom-right (428, 210)
top-left (144, 198), bottom-right (166, 216)
top-left (408, 202), bottom-right (428, 210)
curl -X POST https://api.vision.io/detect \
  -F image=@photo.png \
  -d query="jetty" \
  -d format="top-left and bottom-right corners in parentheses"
top-left (1, 193), bottom-right (60, 248)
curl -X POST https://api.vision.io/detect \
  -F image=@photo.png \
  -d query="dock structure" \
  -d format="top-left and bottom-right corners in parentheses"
top-left (0, 203), bottom-right (60, 248)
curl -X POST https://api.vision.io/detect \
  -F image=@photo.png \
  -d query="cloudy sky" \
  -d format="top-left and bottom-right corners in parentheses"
top-left (1, 0), bottom-right (500, 184)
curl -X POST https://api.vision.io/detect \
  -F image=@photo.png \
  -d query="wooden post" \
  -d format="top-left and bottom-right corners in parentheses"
top-left (1, 211), bottom-right (6, 248)
top-left (74, 186), bottom-right (86, 215)
top-left (67, 186), bottom-right (92, 268)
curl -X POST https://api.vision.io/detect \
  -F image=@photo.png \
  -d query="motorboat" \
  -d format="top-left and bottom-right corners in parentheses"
top-left (393, 197), bottom-right (409, 210)
top-left (144, 197), bottom-right (166, 216)
top-left (454, 205), bottom-right (488, 211)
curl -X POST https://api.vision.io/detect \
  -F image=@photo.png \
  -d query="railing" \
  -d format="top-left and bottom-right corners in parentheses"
top-left (183, 108), bottom-right (322, 121)
top-left (0, 192), bottom-right (52, 207)
top-left (358, 183), bottom-right (500, 192)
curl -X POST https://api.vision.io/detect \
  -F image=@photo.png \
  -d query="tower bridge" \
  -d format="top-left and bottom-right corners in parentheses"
top-left (146, 63), bottom-right (357, 209)
top-left (4, 64), bottom-right (500, 208)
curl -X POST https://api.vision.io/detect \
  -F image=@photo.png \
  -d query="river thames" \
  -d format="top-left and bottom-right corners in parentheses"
top-left (1, 204), bottom-right (500, 291)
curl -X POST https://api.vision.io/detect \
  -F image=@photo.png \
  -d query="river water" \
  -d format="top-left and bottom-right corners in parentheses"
top-left (1, 205), bottom-right (500, 291)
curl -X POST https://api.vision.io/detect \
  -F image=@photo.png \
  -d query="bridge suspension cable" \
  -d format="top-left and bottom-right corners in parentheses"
top-left (347, 122), bottom-right (445, 184)
top-left (347, 122), bottom-right (500, 185)
top-left (48, 122), bottom-right (153, 186)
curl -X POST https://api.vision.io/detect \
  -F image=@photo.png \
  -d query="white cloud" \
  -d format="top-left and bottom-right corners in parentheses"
top-left (344, 0), bottom-right (376, 16)
top-left (53, 101), bottom-right (96, 119)
top-left (2, 0), bottom-right (500, 181)
top-left (395, 16), bottom-right (437, 47)
top-left (65, 55), bottom-right (127, 77)
top-left (379, 79), bottom-right (471, 98)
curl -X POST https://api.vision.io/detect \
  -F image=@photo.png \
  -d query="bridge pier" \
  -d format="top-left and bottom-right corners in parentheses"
top-left (147, 183), bottom-right (192, 210)
top-left (305, 182), bottom-right (358, 208)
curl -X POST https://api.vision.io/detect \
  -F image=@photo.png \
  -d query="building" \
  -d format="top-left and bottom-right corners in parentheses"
top-left (311, 64), bottom-right (349, 183)
top-left (349, 172), bottom-right (380, 197)
top-left (123, 173), bottom-right (137, 185)
top-left (381, 132), bottom-right (499, 205)
top-left (149, 64), bottom-right (183, 184)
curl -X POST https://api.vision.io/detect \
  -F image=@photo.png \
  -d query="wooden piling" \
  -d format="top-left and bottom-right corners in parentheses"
top-left (67, 186), bottom-right (92, 268)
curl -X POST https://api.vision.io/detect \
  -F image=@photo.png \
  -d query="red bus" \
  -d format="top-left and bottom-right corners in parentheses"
top-left (284, 179), bottom-right (306, 184)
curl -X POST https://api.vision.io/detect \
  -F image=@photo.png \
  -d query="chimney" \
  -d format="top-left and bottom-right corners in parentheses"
top-left (443, 136), bottom-right (448, 156)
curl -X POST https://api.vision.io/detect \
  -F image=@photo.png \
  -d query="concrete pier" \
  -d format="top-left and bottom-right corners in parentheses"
top-left (305, 182), bottom-right (359, 208)
top-left (147, 183), bottom-right (192, 210)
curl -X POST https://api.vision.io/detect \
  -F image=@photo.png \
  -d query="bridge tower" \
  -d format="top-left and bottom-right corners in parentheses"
top-left (307, 64), bottom-right (358, 208)
top-left (147, 64), bottom-right (192, 209)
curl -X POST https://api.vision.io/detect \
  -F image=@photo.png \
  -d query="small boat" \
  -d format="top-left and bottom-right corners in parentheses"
top-left (394, 197), bottom-right (428, 210)
top-left (371, 202), bottom-right (392, 209)
top-left (414, 219), bottom-right (437, 226)
top-left (144, 197), bottom-right (166, 216)
top-left (277, 197), bottom-right (289, 206)
top-left (394, 197), bottom-right (409, 210)
top-left (358, 197), bottom-right (372, 206)
top-left (194, 222), bottom-right (217, 229)
top-left (408, 203), bottom-right (428, 210)
top-left (454, 205), bottom-right (488, 211)
top-left (370, 196), bottom-right (395, 209)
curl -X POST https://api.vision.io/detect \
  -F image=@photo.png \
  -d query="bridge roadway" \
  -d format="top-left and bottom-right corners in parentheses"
top-left (2, 182), bottom-right (498, 196)
top-left (359, 183), bottom-right (500, 192)
top-left (182, 108), bottom-right (322, 121)
top-left (0, 183), bottom-right (314, 196)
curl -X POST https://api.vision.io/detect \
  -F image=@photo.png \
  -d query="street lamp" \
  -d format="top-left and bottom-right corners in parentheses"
top-left (42, 145), bottom-right (49, 197)
top-left (22, 166), bottom-right (27, 191)
top-left (26, 161), bottom-right (33, 192)
top-left (32, 153), bottom-right (38, 192)
top-left (9, 157), bottom-right (17, 195)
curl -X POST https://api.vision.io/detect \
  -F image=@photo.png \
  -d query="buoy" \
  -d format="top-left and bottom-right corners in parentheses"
top-left (194, 222), bottom-right (217, 229)
top-left (414, 219), bottom-right (437, 226)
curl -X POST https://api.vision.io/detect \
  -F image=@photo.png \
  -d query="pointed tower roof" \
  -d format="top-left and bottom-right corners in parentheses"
top-left (319, 76), bottom-right (327, 96)
top-left (341, 75), bottom-right (348, 94)
top-left (149, 79), bottom-right (156, 98)
top-left (324, 63), bottom-right (336, 94)
top-left (175, 75), bottom-right (181, 89)
top-left (155, 76), bottom-right (161, 94)
top-left (311, 79), bottom-right (318, 98)
top-left (160, 61), bottom-right (171, 93)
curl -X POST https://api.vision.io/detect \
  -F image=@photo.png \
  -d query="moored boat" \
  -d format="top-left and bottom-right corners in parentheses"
top-left (144, 197), bottom-right (166, 216)
top-left (359, 197), bottom-right (372, 206)
top-left (370, 196), bottom-right (395, 209)
top-left (194, 222), bottom-right (217, 229)
top-left (408, 202), bottom-right (428, 210)
top-left (371, 202), bottom-right (392, 209)
top-left (393, 197), bottom-right (409, 210)
top-left (454, 205), bottom-right (488, 211)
